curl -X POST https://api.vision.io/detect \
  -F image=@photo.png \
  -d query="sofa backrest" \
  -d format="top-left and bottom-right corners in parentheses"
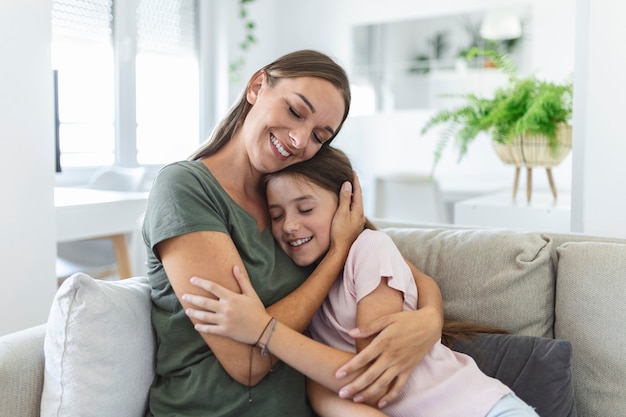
top-left (554, 241), bottom-right (626, 417)
top-left (380, 221), bottom-right (626, 417)
top-left (383, 227), bottom-right (556, 338)
top-left (0, 324), bottom-right (46, 417)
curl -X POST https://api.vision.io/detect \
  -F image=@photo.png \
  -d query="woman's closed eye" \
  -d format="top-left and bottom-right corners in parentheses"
top-left (289, 106), bottom-right (324, 145)
top-left (288, 106), bottom-right (302, 119)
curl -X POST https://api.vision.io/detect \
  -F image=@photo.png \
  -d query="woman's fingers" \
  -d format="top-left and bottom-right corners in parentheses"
top-left (350, 170), bottom-right (364, 215)
top-left (376, 371), bottom-right (410, 408)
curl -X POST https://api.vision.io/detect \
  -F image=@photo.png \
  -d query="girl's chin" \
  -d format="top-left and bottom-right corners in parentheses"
top-left (291, 254), bottom-right (325, 268)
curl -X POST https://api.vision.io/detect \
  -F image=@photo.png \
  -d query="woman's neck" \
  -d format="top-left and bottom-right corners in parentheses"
top-left (201, 139), bottom-right (268, 231)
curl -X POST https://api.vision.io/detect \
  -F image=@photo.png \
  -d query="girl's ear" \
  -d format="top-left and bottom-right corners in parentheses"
top-left (246, 70), bottom-right (266, 105)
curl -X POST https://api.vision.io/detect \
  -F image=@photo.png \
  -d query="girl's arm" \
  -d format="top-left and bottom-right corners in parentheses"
top-left (335, 260), bottom-right (443, 406)
top-left (158, 179), bottom-right (363, 385)
top-left (184, 267), bottom-right (362, 391)
top-left (307, 379), bottom-right (389, 417)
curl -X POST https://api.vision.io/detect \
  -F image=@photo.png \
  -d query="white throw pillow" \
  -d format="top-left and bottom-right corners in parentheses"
top-left (41, 273), bottom-right (155, 417)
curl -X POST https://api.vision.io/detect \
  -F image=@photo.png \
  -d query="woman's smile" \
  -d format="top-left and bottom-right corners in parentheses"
top-left (270, 134), bottom-right (292, 159)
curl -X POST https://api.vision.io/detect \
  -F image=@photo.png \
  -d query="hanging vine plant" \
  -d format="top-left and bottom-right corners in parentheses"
top-left (230, 0), bottom-right (257, 84)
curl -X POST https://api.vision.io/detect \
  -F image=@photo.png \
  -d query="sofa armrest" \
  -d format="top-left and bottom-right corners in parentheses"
top-left (0, 324), bottom-right (47, 416)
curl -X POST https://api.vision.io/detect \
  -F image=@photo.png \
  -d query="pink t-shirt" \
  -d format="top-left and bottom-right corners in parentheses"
top-left (309, 229), bottom-right (511, 417)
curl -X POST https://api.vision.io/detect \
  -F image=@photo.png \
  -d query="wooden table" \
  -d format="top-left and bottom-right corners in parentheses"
top-left (55, 187), bottom-right (149, 278)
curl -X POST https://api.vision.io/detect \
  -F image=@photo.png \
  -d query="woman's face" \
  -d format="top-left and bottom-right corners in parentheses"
top-left (242, 74), bottom-right (345, 174)
top-left (266, 175), bottom-right (338, 267)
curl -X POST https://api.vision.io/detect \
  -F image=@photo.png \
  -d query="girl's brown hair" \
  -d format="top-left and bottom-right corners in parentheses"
top-left (263, 145), bottom-right (375, 230)
top-left (190, 50), bottom-right (351, 160)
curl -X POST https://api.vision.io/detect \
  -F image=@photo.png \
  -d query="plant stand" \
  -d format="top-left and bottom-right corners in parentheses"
top-left (493, 125), bottom-right (572, 203)
top-left (512, 167), bottom-right (558, 202)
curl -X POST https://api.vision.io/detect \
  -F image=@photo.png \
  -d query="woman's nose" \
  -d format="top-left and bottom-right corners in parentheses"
top-left (289, 127), bottom-right (310, 149)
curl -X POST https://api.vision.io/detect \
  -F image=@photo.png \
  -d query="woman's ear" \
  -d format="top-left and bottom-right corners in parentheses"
top-left (246, 70), bottom-right (266, 105)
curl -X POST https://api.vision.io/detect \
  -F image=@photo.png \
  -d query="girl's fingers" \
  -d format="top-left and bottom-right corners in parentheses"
top-left (182, 293), bottom-right (219, 310)
top-left (232, 265), bottom-right (254, 295)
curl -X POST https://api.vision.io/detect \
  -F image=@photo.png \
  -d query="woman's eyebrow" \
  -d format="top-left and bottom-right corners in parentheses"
top-left (296, 93), bottom-right (336, 136)
top-left (296, 93), bottom-right (316, 113)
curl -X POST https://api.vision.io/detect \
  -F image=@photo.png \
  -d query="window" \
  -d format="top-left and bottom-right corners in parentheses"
top-left (51, 0), bottom-right (115, 167)
top-left (136, 0), bottom-right (199, 164)
top-left (51, 0), bottom-right (199, 170)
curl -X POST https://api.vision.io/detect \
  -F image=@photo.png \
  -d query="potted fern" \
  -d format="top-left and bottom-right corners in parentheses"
top-left (421, 48), bottom-right (573, 201)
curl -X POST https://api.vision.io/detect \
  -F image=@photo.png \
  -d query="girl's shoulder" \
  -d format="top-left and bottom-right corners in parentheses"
top-left (350, 229), bottom-right (403, 261)
top-left (354, 228), bottom-right (396, 248)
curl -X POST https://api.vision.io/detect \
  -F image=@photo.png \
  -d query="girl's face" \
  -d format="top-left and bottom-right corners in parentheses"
top-left (267, 175), bottom-right (338, 267)
top-left (242, 74), bottom-right (345, 174)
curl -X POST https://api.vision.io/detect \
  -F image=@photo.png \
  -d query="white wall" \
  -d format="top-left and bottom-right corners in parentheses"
top-left (240, 0), bottom-right (577, 216)
top-left (0, 0), bottom-right (58, 335)
top-left (571, 0), bottom-right (626, 237)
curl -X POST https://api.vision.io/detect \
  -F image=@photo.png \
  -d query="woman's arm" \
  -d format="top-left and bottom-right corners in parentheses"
top-left (157, 178), bottom-right (363, 385)
top-left (334, 260), bottom-right (443, 407)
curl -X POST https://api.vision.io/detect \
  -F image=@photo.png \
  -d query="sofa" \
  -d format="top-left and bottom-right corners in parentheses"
top-left (1, 222), bottom-right (625, 417)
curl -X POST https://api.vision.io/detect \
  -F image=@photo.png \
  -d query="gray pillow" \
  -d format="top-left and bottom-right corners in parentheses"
top-left (452, 333), bottom-right (577, 417)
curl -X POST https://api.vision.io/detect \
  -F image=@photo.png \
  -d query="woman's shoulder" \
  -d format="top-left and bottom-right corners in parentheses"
top-left (156, 160), bottom-right (212, 182)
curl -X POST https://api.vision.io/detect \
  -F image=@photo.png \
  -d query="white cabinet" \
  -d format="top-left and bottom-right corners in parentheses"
top-left (455, 191), bottom-right (571, 232)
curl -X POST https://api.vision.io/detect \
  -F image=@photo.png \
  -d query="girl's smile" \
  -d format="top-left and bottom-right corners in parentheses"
top-left (266, 175), bottom-right (338, 267)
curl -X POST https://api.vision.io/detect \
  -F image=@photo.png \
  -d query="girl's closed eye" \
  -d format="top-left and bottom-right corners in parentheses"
top-left (269, 209), bottom-right (284, 222)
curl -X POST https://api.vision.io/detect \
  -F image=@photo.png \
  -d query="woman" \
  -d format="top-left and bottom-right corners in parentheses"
top-left (142, 50), bottom-right (443, 416)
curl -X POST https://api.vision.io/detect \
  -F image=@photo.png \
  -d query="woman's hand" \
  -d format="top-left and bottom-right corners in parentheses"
top-left (335, 306), bottom-right (443, 408)
top-left (183, 266), bottom-right (272, 345)
top-left (330, 172), bottom-right (365, 255)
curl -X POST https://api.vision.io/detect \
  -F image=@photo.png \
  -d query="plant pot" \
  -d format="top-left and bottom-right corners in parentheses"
top-left (492, 124), bottom-right (572, 201)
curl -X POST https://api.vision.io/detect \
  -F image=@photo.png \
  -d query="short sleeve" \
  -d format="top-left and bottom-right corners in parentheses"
top-left (142, 162), bottom-right (228, 256)
top-left (345, 230), bottom-right (418, 309)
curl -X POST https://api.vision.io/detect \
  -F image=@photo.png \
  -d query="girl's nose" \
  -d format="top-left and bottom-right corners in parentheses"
top-left (284, 216), bottom-right (300, 233)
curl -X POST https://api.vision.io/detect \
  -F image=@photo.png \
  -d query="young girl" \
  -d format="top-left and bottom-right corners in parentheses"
top-left (183, 146), bottom-right (539, 416)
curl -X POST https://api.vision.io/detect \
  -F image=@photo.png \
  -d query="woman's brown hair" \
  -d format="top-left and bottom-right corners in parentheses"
top-left (189, 50), bottom-right (351, 160)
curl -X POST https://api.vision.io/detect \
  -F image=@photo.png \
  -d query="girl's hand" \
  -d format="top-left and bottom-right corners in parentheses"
top-left (336, 307), bottom-right (442, 408)
top-left (183, 266), bottom-right (272, 345)
top-left (330, 172), bottom-right (365, 255)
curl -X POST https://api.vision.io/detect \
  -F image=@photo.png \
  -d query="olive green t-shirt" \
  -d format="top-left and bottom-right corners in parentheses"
top-left (142, 160), bottom-right (315, 417)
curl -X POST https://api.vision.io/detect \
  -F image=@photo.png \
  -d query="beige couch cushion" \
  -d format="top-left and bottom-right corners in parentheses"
top-left (555, 241), bottom-right (626, 417)
top-left (383, 227), bottom-right (555, 337)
